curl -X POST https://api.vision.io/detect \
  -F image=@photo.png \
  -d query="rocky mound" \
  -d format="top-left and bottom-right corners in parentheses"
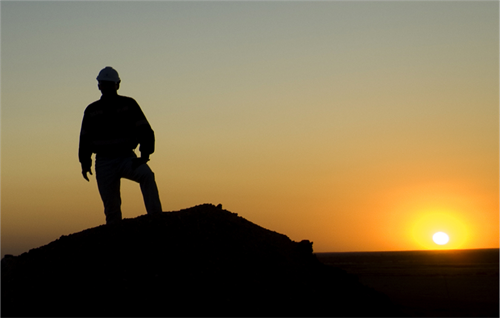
top-left (2, 204), bottom-right (399, 317)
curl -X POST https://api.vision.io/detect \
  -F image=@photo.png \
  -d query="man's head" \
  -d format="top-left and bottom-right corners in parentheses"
top-left (96, 66), bottom-right (120, 95)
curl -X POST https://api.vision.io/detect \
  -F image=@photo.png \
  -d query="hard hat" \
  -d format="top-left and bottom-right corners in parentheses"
top-left (96, 66), bottom-right (120, 83)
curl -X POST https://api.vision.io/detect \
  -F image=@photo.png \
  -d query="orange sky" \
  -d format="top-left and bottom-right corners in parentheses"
top-left (1, 1), bottom-right (498, 257)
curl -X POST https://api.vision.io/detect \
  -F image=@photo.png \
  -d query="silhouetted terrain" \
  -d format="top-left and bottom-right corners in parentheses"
top-left (317, 249), bottom-right (499, 317)
top-left (2, 204), bottom-right (399, 317)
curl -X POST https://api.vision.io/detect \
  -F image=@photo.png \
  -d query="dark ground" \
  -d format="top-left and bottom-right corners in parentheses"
top-left (316, 249), bottom-right (499, 317)
top-left (2, 204), bottom-right (401, 317)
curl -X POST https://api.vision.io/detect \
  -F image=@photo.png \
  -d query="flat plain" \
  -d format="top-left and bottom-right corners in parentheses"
top-left (316, 248), bottom-right (499, 317)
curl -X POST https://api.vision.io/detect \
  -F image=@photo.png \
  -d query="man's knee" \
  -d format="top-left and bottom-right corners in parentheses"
top-left (134, 165), bottom-right (156, 182)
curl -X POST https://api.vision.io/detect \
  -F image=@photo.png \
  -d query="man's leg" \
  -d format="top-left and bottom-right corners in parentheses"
top-left (123, 160), bottom-right (162, 215)
top-left (96, 158), bottom-right (123, 224)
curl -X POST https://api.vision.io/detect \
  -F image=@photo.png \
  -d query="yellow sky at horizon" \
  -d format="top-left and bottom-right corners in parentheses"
top-left (1, 1), bottom-right (498, 257)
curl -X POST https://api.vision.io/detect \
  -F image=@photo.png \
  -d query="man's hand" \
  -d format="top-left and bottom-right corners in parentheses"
top-left (82, 167), bottom-right (93, 182)
top-left (131, 157), bottom-right (150, 170)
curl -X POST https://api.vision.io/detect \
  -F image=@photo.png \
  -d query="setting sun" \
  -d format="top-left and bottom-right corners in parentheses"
top-left (411, 211), bottom-right (468, 250)
top-left (433, 232), bottom-right (449, 245)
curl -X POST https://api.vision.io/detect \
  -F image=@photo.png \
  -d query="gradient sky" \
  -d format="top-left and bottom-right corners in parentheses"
top-left (1, 1), bottom-right (498, 257)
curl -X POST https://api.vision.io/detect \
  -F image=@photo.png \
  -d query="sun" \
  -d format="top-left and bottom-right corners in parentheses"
top-left (433, 232), bottom-right (449, 245)
top-left (411, 211), bottom-right (468, 249)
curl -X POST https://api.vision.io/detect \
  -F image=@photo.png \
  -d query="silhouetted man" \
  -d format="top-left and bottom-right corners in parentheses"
top-left (79, 66), bottom-right (162, 224)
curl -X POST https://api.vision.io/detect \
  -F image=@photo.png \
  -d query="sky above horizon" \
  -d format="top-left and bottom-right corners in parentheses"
top-left (1, 1), bottom-right (498, 257)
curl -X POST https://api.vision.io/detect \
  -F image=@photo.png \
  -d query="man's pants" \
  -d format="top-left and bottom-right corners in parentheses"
top-left (95, 154), bottom-right (162, 224)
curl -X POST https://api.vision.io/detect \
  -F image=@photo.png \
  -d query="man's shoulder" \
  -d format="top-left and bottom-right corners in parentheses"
top-left (114, 95), bottom-right (142, 111)
top-left (84, 100), bottom-right (103, 114)
top-left (85, 95), bottom-right (138, 110)
top-left (117, 95), bottom-right (138, 104)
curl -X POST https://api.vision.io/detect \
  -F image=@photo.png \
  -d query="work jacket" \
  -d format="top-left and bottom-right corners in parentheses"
top-left (78, 94), bottom-right (155, 170)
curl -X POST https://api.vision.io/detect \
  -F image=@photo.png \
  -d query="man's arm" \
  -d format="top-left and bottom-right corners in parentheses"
top-left (79, 113), bottom-right (93, 181)
top-left (134, 118), bottom-right (154, 170)
top-left (131, 100), bottom-right (155, 159)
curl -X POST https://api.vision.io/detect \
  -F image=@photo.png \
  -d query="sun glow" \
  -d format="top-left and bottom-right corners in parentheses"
top-left (411, 211), bottom-right (468, 250)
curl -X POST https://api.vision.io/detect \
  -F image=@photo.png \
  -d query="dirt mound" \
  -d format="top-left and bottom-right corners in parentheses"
top-left (2, 204), bottom-right (399, 317)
